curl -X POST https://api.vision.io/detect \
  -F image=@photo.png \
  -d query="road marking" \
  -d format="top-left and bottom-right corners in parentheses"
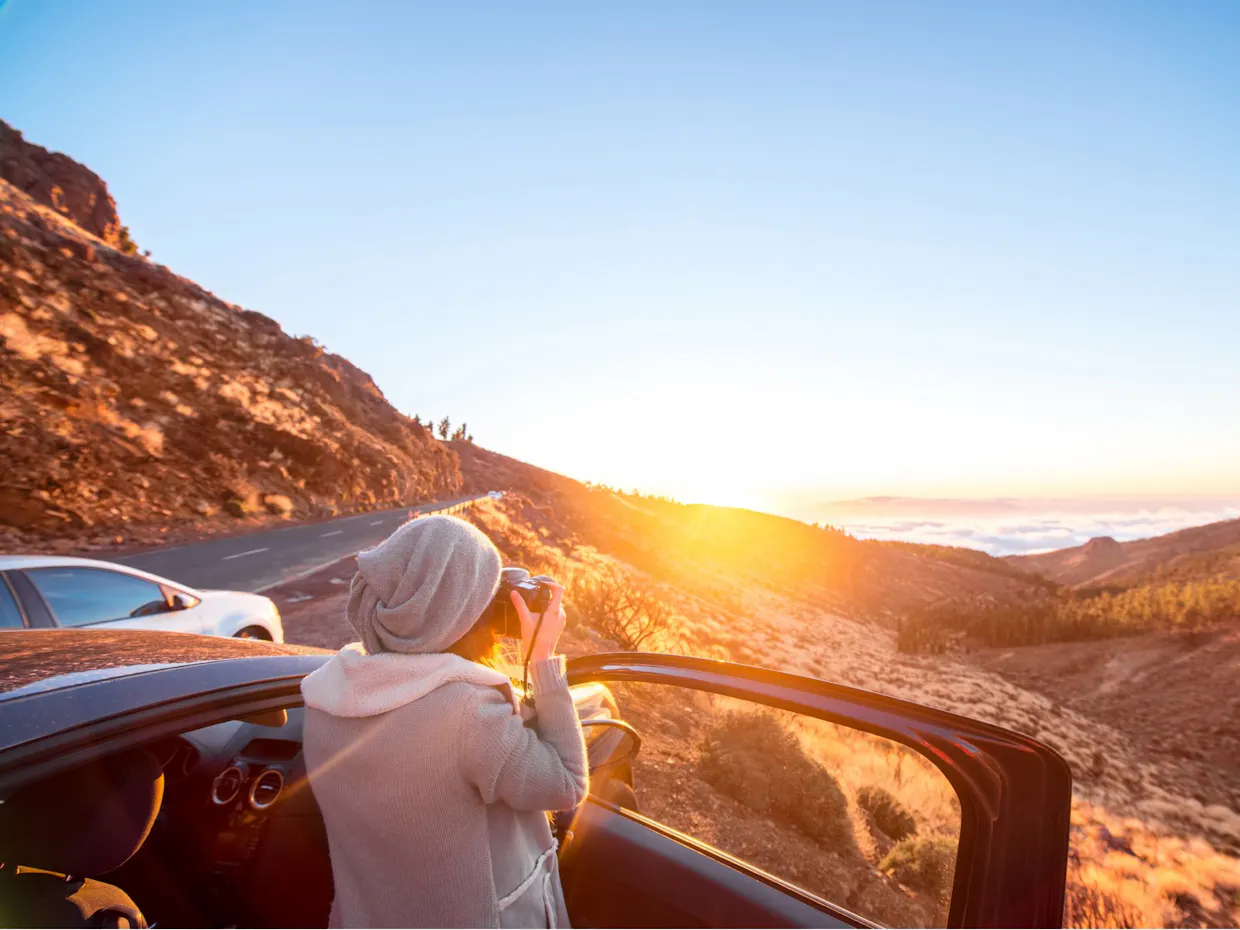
top-left (222, 547), bottom-right (270, 561)
top-left (255, 556), bottom-right (357, 593)
top-left (320, 530), bottom-right (344, 537)
top-left (369, 520), bottom-right (384, 526)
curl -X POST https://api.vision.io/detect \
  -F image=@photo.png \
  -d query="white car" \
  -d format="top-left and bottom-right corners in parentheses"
top-left (0, 556), bottom-right (284, 642)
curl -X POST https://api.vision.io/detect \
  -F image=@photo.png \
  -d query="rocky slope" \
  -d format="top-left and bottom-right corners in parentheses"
top-left (1009, 518), bottom-right (1240, 588)
top-left (0, 131), bottom-right (460, 552)
top-left (0, 121), bottom-right (128, 250)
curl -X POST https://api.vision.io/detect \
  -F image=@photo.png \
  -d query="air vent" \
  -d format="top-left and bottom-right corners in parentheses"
top-left (249, 768), bottom-right (285, 810)
top-left (211, 766), bottom-right (244, 806)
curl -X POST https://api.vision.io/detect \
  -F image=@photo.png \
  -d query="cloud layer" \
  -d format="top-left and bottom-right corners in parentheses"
top-left (826, 503), bottom-right (1240, 556)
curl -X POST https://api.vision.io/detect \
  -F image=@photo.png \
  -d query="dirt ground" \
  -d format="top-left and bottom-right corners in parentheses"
top-left (970, 629), bottom-right (1240, 812)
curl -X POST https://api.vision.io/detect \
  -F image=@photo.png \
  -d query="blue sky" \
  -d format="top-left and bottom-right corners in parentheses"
top-left (2, 0), bottom-right (1238, 512)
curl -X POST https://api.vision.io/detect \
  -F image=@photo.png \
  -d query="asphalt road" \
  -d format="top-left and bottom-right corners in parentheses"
top-left (111, 493), bottom-right (490, 593)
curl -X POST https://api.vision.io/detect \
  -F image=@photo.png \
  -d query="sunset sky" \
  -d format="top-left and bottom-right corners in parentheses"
top-left (2, 1), bottom-right (1238, 519)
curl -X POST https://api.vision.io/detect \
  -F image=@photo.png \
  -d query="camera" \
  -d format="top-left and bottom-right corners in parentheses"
top-left (490, 567), bottom-right (554, 637)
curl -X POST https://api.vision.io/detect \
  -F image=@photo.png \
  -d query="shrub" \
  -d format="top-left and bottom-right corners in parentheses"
top-left (880, 836), bottom-right (956, 900)
top-left (116, 225), bottom-right (139, 256)
top-left (856, 785), bottom-right (917, 841)
top-left (224, 497), bottom-right (252, 518)
top-left (1063, 877), bottom-right (1142, 929)
top-left (699, 711), bottom-right (853, 848)
top-left (570, 563), bottom-right (674, 650)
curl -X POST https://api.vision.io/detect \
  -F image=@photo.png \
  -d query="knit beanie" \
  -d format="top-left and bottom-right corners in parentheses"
top-left (346, 515), bottom-right (503, 655)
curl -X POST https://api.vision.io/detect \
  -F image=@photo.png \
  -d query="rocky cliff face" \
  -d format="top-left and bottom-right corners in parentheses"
top-left (0, 139), bottom-right (461, 551)
top-left (0, 120), bottom-right (127, 250)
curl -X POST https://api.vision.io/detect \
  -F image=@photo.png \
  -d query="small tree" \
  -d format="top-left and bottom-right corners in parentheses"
top-left (438, 417), bottom-right (450, 439)
top-left (116, 225), bottom-right (139, 256)
top-left (570, 564), bottom-right (674, 650)
top-left (451, 424), bottom-right (466, 441)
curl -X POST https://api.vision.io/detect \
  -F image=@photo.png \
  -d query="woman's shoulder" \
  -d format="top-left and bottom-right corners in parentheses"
top-left (401, 678), bottom-right (517, 718)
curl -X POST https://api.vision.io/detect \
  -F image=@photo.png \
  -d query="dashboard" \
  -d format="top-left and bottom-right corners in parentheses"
top-left (139, 709), bottom-right (333, 928)
top-left (125, 684), bottom-right (631, 928)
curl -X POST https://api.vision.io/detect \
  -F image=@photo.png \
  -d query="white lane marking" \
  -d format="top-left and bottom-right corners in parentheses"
top-left (222, 547), bottom-right (270, 561)
top-left (320, 530), bottom-right (344, 537)
top-left (369, 520), bottom-right (384, 526)
top-left (284, 594), bottom-right (314, 604)
top-left (254, 556), bottom-right (357, 593)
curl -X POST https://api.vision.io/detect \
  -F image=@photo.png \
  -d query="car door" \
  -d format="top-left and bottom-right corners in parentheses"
top-left (561, 652), bottom-right (1072, 929)
top-left (16, 567), bottom-right (206, 635)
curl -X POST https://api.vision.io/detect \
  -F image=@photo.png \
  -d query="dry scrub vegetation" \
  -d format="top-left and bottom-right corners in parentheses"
top-left (897, 580), bottom-right (1240, 654)
top-left (460, 493), bottom-right (1240, 928)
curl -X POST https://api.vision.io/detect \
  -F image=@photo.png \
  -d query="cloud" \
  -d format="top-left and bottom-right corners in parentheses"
top-left (838, 505), bottom-right (1240, 556)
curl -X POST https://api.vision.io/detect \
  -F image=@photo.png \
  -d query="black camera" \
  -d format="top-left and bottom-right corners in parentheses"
top-left (490, 567), bottom-right (554, 637)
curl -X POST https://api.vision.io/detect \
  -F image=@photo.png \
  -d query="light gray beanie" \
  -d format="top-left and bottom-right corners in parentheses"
top-left (346, 515), bottom-right (503, 655)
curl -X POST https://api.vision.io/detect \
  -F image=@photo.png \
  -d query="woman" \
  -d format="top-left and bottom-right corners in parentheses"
top-left (301, 515), bottom-right (588, 928)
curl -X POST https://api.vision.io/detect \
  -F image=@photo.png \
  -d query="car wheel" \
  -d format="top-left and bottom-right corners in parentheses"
top-left (234, 626), bottom-right (272, 641)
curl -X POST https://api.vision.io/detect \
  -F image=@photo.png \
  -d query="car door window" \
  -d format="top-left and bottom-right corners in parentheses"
top-left (0, 579), bottom-right (24, 629)
top-left (26, 568), bottom-right (171, 627)
top-left (596, 681), bottom-right (962, 928)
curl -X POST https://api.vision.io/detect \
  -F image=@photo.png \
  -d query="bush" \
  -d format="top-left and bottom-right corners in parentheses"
top-left (116, 225), bottom-right (139, 256)
top-left (699, 711), bottom-right (853, 848)
top-left (570, 563), bottom-right (674, 650)
top-left (880, 836), bottom-right (956, 900)
top-left (1063, 877), bottom-right (1142, 929)
top-left (856, 785), bottom-right (917, 841)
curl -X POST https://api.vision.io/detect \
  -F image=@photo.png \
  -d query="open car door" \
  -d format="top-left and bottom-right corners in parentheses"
top-left (560, 653), bottom-right (1072, 928)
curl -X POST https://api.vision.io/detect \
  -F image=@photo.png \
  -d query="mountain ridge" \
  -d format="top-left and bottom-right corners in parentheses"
top-left (1007, 518), bottom-right (1240, 588)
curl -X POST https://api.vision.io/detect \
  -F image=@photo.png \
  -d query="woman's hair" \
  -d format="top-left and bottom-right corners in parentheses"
top-left (446, 608), bottom-right (503, 667)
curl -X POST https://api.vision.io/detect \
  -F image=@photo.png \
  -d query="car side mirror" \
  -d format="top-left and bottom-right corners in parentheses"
top-left (581, 719), bottom-right (641, 770)
top-left (171, 594), bottom-right (189, 610)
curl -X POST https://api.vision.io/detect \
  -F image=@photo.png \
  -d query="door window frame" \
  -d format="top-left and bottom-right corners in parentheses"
top-left (566, 652), bottom-right (1072, 929)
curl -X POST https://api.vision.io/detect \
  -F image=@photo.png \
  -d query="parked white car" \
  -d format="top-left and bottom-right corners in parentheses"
top-left (0, 556), bottom-right (284, 642)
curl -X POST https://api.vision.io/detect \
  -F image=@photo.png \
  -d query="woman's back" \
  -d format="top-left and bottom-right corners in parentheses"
top-left (303, 650), bottom-right (586, 928)
top-left (306, 681), bottom-right (507, 928)
top-left (300, 516), bottom-right (586, 928)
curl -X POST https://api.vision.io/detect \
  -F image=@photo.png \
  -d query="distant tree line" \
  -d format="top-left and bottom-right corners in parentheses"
top-left (897, 577), bottom-right (1240, 653)
top-left (411, 415), bottom-right (473, 443)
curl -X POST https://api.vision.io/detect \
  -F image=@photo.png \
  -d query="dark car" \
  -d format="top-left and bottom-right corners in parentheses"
top-left (0, 630), bottom-right (1071, 928)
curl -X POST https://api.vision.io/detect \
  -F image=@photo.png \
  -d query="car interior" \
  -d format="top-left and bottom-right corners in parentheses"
top-left (0, 697), bottom-right (853, 929)
top-left (0, 708), bottom-right (332, 928)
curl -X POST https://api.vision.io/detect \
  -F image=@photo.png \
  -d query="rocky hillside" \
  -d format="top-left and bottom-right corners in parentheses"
top-left (0, 127), bottom-right (460, 552)
top-left (1009, 518), bottom-right (1240, 588)
top-left (0, 121), bottom-right (129, 251)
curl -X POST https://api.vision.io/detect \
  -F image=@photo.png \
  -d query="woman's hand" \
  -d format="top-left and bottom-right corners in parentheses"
top-left (511, 580), bottom-right (565, 664)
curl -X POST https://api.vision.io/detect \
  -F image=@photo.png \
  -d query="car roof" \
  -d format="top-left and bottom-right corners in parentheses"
top-left (0, 554), bottom-right (197, 593)
top-left (0, 554), bottom-right (141, 570)
top-left (0, 629), bottom-right (329, 702)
